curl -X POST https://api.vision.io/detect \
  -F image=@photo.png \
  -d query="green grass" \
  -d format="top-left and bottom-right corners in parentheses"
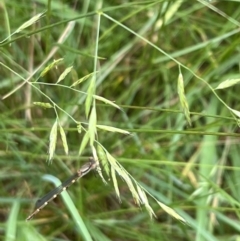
top-left (1, 1), bottom-right (240, 240)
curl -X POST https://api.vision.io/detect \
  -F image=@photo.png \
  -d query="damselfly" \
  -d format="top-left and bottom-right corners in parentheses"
top-left (26, 157), bottom-right (97, 221)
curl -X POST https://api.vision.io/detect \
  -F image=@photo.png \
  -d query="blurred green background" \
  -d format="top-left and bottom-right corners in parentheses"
top-left (1, 1), bottom-right (240, 240)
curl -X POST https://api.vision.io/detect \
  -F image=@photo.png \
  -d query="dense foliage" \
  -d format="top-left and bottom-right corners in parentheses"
top-left (1, 1), bottom-right (240, 241)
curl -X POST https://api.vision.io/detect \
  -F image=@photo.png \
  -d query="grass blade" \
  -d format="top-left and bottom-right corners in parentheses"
top-left (5, 201), bottom-right (20, 241)
top-left (215, 78), bottom-right (240, 90)
top-left (59, 124), bottom-right (68, 155)
top-left (79, 131), bottom-right (90, 155)
top-left (177, 70), bottom-right (192, 126)
top-left (56, 66), bottom-right (73, 84)
top-left (48, 119), bottom-right (58, 162)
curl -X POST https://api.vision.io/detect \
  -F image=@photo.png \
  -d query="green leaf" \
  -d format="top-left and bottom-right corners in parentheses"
top-left (6, 201), bottom-right (20, 241)
top-left (106, 152), bottom-right (126, 200)
top-left (177, 71), bottom-right (192, 126)
top-left (215, 78), bottom-right (240, 90)
top-left (97, 124), bottom-right (130, 135)
top-left (77, 123), bottom-right (82, 133)
top-left (40, 58), bottom-right (64, 77)
top-left (91, 145), bottom-right (108, 184)
top-left (48, 120), bottom-right (58, 162)
top-left (121, 171), bottom-right (140, 206)
top-left (157, 201), bottom-right (186, 223)
top-left (15, 12), bottom-right (45, 33)
top-left (71, 68), bottom-right (78, 83)
top-left (145, 203), bottom-right (156, 220)
top-left (137, 186), bottom-right (156, 219)
top-left (59, 124), bottom-right (68, 155)
top-left (106, 151), bottom-right (141, 205)
top-left (97, 144), bottom-right (110, 178)
top-left (93, 95), bottom-right (121, 110)
top-left (56, 66), bottom-right (73, 84)
top-left (71, 71), bottom-right (99, 87)
top-left (136, 185), bottom-right (146, 205)
top-left (106, 152), bottom-right (120, 170)
top-left (85, 78), bottom-right (95, 118)
top-left (88, 106), bottom-right (97, 146)
top-left (111, 165), bottom-right (121, 201)
top-left (96, 163), bottom-right (108, 185)
top-left (33, 102), bottom-right (53, 108)
top-left (227, 106), bottom-right (240, 118)
top-left (79, 131), bottom-right (89, 155)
